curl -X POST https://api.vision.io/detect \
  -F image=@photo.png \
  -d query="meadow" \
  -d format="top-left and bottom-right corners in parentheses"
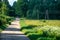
top-left (20, 18), bottom-right (60, 40)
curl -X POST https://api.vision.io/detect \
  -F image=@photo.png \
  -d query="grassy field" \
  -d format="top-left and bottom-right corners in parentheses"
top-left (20, 19), bottom-right (60, 26)
top-left (20, 19), bottom-right (60, 40)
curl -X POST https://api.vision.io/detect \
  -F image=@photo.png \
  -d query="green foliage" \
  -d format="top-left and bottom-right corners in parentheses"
top-left (0, 1), bottom-right (2, 8)
top-left (14, 0), bottom-right (60, 19)
top-left (27, 33), bottom-right (41, 40)
top-left (20, 25), bottom-right (37, 31)
top-left (15, 0), bottom-right (24, 17)
top-left (0, 25), bottom-right (7, 30)
top-left (0, 14), bottom-right (12, 30)
top-left (13, 0), bottom-right (28, 17)
top-left (37, 37), bottom-right (56, 40)
top-left (36, 26), bottom-right (60, 37)
top-left (0, 0), bottom-right (12, 30)
top-left (20, 20), bottom-right (60, 40)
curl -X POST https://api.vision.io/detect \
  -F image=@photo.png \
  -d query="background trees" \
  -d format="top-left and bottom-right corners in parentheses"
top-left (13, 0), bottom-right (28, 17)
top-left (14, 0), bottom-right (60, 19)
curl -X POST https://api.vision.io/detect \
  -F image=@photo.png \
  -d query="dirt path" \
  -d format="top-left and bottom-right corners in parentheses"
top-left (1, 18), bottom-right (30, 40)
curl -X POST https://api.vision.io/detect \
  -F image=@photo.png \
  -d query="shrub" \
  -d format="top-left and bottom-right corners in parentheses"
top-left (6, 17), bottom-right (14, 24)
top-left (22, 29), bottom-right (37, 35)
top-left (0, 25), bottom-right (7, 30)
top-left (20, 25), bottom-right (37, 31)
top-left (27, 33), bottom-right (41, 40)
top-left (21, 24), bottom-right (60, 40)
top-left (36, 26), bottom-right (60, 37)
top-left (0, 15), bottom-right (12, 30)
top-left (37, 37), bottom-right (56, 40)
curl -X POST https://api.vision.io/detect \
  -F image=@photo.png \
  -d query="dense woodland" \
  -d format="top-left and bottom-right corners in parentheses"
top-left (13, 0), bottom-right (60, 19)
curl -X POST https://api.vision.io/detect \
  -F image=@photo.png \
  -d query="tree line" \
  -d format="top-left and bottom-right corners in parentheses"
top-left (13, 0), bottom-right (60, 19)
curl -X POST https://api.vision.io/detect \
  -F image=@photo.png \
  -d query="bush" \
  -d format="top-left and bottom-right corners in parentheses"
top-left (20, 25), bottom-right (37, 31)
top-left (6, 17), bottom-right (14, 24)
top-left (0, 25), bottom-right (7, 30)
top-left (36, 26), bottom-right (60, 40)
top-left (21, 24), bottom-right (60, 40)
top-left (37, 37), bottom-right (56, 40)
top-left (27, 33), bottom-right (41, 40)
top-left (0, 14), bottom-right (12, 30)
top-left (56, 37), bottom-right (60, 40)
top-left (22, 29), bottom-right (37, 35)
top-left (39, 26), bottom-right (60, 37)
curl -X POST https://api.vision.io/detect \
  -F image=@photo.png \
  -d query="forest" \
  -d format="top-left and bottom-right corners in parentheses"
top-left (13, 0), bottom-right (60, 19)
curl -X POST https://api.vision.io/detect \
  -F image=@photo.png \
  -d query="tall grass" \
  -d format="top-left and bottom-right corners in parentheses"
top-left (25, 20), bottom-right (60, 26)
top-left (20, 19), bottom-right (60, 40)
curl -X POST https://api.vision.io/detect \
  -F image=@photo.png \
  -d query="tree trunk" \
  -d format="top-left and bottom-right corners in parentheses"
top-left (45, 9), bottom-right (49, 20)
top-left (37, 9), bottom-right (39, 19)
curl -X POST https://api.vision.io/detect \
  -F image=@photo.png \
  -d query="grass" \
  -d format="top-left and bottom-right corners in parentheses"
top-left (0, 29), bottom-right (2, 33)
top-left (20, 18), bottom-right (27, 27)
top-left (20, 18), bottom-right (60, 40)
top-left (24, 19), bottom-right (60, 26)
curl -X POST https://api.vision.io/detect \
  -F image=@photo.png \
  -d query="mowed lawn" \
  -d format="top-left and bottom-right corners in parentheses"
top-left (22, 19), bottom-right (60, 26)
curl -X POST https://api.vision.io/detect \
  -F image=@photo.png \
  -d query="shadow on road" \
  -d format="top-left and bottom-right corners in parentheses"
top-left (5, 28), bottom-right (20, 31)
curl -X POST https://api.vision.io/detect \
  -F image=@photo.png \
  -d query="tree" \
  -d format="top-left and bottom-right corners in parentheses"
top-left (14, 0), bottom-right (60, 19)
top-left (9, 1), bottom-right (16, 17)
top-left (16, 0), bottom-right (24, 17)
top-left (0, 0), bottom-right (12, 30)
top-left (3, 0), bottom-right (11, 16)
top-left (15, 0), bottom-right (28, 17)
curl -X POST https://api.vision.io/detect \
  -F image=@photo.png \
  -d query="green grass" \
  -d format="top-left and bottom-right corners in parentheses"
top-left (20, 19), bottom-right (60, 40)
top-left (0, 29), bottom-right (2, 33)
top-left (25, 20), bottom-right (60, 26)
top-left (20, 18), bottom-right (27, 27)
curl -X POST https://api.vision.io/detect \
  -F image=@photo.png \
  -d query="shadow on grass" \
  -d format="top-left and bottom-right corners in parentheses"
top-left (27, 33), bottom-right (57, 40)
top-left (0, 25), bottom-right (7, 30)
top-left (20, 25), bottom-right (37, 31)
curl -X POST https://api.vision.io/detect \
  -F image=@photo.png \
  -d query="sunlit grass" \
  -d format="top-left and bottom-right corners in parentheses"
top-left (0, 29), bottom-right (2, 33)
top-left (25, 20), bottom-right (60, 26)
top-left (20, 18), bottom-right (27, 27)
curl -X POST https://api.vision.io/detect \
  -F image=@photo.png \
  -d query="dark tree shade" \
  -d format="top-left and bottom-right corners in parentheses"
top-left (13, 0), bottom-right (60, 19)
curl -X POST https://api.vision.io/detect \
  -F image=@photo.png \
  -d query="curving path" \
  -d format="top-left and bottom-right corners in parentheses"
top-left (0, 18), bottom-right (30, 40)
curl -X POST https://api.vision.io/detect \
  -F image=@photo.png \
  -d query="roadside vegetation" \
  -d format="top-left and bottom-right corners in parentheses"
top-left (0, 0), bottom-right (14, 32)
top-left (20, 18), bottom-right (60, 40)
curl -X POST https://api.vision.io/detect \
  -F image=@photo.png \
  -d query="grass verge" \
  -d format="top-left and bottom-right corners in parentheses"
top-left (20, 19), bottom-right (60, 40)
